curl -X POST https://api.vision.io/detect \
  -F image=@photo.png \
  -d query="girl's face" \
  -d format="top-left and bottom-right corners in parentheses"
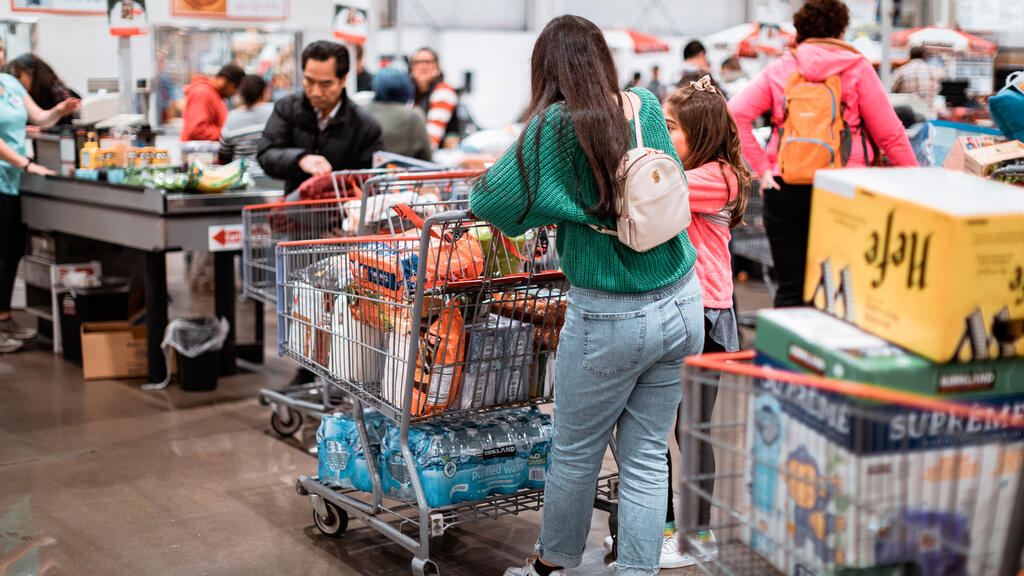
top-left (663, 104), bottom-right (690, 163)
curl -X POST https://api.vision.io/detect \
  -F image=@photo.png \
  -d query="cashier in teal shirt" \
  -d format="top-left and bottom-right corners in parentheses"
top-left (0, 70), bottom-right (79, 351)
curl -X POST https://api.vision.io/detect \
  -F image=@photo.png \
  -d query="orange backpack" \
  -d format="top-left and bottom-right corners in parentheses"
top-left (777, 41), bottom-right (857, 185)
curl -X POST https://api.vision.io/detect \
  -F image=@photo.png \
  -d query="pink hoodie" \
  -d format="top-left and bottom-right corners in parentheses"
top-left (728, 40), bottom-right (917, 177)
top-left (687, 161), bottom-right (739, 309)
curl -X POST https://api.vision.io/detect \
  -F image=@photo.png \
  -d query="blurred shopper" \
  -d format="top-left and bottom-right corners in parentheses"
top-left (729, 0), bottom-right (916, 308)
top-left (257, 40), bottom-right (382, 388)
top-left (365, 67), bottom-right (431, 161)
top-left (471, 15), bottom-right (704, 576)
top-left (4, 54), bottom-right (80, 126)
top-left (624, 71), bottom-right (642, 90)
top-left (410, 47), bottom-right (459, 149)
top-left (646, 65), bottom-right (666, 101)
top-left (719, 56), bottom-right (749, 96)
top-left (891, 45), bottom-right (944, 114)
top-left (0, 45), bottom-right (79, 352)
top-left (354, 43), bottom-right (374, 93)
top-left (218, 75), bottom-right (273, 177)
top-left (681, 40), bottom-right (711, 75)
top-left (180, 63), bottom-right (244, 142)
top-left (258, 40), bottom-right (383, 192)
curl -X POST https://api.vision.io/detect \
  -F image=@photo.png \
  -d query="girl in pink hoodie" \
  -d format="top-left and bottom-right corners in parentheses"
top-left (658, 74), bottom-right (752, 567)
top-left (728, 0), bottom-right (916, 308)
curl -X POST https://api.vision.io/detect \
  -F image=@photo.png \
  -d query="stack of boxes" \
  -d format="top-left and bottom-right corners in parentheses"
top-left (748, 168), bottom-right (1024, 575)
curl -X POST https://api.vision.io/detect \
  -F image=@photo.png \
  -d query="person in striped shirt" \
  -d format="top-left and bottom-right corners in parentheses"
top-left (218, 74), bottom-right (273, 178)
top-left (410, 47), bottom-right (460, 149)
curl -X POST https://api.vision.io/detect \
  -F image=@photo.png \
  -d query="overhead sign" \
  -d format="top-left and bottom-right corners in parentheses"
top-left (333, 4), bottom-right (369, 45)
top-left (172, 0), bottom-right (288, 21)
top-left (208, 224), bottom-right (244, 252)
top-left (11, 0), bottom-right (105, 13)
top-left (108, 0), bottom-right (148, 37)
top-left (958, 0), bottom-right (1024, 33)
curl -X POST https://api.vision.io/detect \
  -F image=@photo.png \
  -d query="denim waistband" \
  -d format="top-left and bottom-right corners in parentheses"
top-left (570, 267), bottom-right (696, 302)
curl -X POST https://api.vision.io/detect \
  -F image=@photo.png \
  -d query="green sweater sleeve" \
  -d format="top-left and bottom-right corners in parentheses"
top-left (470, 105), bottom-right (590, 238)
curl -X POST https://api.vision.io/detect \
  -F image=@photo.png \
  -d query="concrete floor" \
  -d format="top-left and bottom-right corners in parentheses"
top-left (0, 254), bottom-right (773, 576)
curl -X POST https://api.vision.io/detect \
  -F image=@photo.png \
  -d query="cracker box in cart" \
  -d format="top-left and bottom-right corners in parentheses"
top-left (804, 168), bottom-right (1024, 363)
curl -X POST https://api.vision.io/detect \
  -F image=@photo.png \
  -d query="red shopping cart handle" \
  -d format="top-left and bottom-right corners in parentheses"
top-left (394, 169), bottom-right (482, 181)
top-left (431, 269), bottom-right (565, 291)
top-left (687, 351), bottom-right (1024, 430)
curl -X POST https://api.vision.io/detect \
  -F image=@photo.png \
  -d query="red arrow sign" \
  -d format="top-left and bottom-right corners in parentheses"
top-left (213, 229), bottom-right (227, 245)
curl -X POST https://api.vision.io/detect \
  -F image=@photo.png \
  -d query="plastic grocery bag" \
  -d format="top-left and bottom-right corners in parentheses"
top-left (142, 317), bottom-right (230, 391)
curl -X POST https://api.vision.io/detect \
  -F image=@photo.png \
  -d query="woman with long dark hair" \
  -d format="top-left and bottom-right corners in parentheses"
top-left (4, 54), bottom-right (79, 126)
top-left (470, 15), bottom-right (704, 576)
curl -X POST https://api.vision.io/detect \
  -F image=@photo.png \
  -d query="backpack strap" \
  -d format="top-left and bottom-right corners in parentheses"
top-left (623, 90), bottom-right (644, 148)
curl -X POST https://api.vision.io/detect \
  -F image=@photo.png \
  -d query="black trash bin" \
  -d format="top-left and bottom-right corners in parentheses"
top-left (172, 318), bottom-right (224, 391)
top-left (59, 277), bottom-right (131, 362)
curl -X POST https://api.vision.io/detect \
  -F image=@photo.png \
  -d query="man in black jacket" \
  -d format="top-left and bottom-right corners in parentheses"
top-left (258, 40), bottom-right (382, 388)
top-left (258, 40), bottom-right (383, 193)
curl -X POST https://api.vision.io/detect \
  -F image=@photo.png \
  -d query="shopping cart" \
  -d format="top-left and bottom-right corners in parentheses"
top-left (242, 169), bottom-right (477, 436)
top-left (675, 351), bottom-right (1024, 575)
top-left (275, 184), bottom-right (610, 574)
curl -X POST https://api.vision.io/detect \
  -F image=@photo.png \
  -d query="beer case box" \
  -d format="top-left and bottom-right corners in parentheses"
top-left (963, 140), bottom-right (1024, 177)
top-left (754, 308), bottom-right (1024, 401)
top-left (804, 168), bottom-right (1024, 364)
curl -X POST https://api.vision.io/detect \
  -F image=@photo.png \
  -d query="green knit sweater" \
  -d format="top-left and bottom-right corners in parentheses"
top-left (469, 88), bottom-right (697, 293)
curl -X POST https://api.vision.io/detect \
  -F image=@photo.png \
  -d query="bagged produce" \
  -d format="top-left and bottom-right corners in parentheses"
top-left (296, 171), bottom-right (364, 201)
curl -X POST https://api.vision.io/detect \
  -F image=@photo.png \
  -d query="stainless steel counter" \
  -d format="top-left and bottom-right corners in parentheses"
top-left (19, 175), bottom-right (283, 382)
top-left (20, 175), bottom-right (284, 252)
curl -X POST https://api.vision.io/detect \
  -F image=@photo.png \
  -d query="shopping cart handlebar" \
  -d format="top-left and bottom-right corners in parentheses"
top-left (687, 351), bottom-right (1024, 430)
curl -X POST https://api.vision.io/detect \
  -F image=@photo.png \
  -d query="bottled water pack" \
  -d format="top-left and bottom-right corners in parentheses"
top-left (317, 408), bottom-right (553, 508)
top-left (317, 410), bottom-right (389, 492)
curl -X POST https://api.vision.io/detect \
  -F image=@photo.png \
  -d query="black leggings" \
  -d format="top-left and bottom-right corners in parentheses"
top-left (762, 182), bottom-right (814, 308)
top-left (0, 193), bottom-right (26, 314)
top-left (667, 315), bottom-right (724, 526)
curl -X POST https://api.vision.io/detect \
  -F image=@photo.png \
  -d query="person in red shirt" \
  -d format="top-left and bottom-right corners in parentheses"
top-left (180, 63), bottom-right (244, 142)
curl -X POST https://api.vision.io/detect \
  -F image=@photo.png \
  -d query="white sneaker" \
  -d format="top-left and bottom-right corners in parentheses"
top-left (0, 333), bottom-right (22, 353)
top-left (660, 534), bottom-right (696, 569)
top-left (687, 529), bottom-right (719, 563)
top-left (0, 317), bottom-right (36, 340)
top-left (503, 559), bottom-right (565, 576)
top-left (602, 535), bottom-right (614, 551)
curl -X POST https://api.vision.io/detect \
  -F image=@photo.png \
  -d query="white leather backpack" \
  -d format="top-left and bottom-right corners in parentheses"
top-left (589, 91), bottom-right (691, 252)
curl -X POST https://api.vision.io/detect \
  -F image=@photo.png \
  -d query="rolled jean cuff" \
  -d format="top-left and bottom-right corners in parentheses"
top-left (613, 564), bottom-right (659, 576)
top-left (534, 541), bottom-right (582, 569)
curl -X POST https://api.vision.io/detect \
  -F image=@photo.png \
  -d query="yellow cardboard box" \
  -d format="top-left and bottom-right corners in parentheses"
top-left (805, 168), bottom-right (1024, 363)
top-left (81, 321), bottom-right (148, 380)
top-left (963, 140), bottom-right (1024, 177)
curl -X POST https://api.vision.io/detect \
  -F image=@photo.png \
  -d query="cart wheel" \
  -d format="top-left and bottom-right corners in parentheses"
top-left (313, 501), bottom-right (347, 538)
top-left (411, 558), bottom-right (440, 576)
top-left (271, 409), bottom-right (303, 436)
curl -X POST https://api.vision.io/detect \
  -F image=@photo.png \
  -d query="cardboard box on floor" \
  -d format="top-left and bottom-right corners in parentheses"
top-left (804, 168), bottom-right (1024, 363)
top-left (81, 321), bottom-right (148, 380)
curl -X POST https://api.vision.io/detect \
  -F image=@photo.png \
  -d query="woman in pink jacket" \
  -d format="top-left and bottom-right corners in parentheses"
top-left (728, 0), bottom-right (916, 308)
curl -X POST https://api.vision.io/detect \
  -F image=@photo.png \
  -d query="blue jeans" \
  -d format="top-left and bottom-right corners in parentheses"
top-left (536, 269), bottom-right (704, 576)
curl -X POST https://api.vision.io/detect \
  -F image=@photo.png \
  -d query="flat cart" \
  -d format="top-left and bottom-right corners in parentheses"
top-left (242, 169), bottom-right (477, 435)
top-left (275, 173), bottom-right (609, 574)
top-left (675, 351), bottom-right (1024, 575)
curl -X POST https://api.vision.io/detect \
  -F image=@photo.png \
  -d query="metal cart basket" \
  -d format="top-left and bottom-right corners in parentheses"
top-left (676, 351), bottom-right (1024, 575)
top-left (275, 173), bottom-right (600, 574)
top-left (241, 169), bottom-right (476, 436)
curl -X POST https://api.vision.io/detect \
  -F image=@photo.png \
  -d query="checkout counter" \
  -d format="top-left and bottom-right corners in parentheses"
top-left (19, 168), bottom-right (284, 384)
